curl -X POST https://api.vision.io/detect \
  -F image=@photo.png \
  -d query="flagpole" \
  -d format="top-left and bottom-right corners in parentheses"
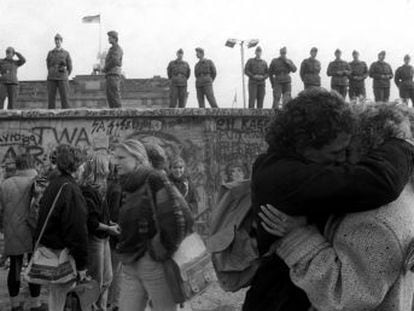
top-left (99, 13), bottom-right (102, 58)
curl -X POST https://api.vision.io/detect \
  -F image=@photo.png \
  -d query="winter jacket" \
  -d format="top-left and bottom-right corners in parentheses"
top-left (268, 57), bottom-right (297, 85)
top-left (369, 61), bottom-right (393, 88)
top-left (36, 173), bottom-right (88, 270)
top-left (104, 43), bottom-right (123, 76)
top-left (349, 60), bottom-right (368, 87)
top-left (327, 59), bottom-right (351, 86)
top-left (195, 58), bottom-right (217, 87)
top-left (244, 58), bottom-right (269, 85)
top-left (395, 64), bottom-right (414, 89)
top-left (46, 48), bottom-right (72, 80)
top-left (243, 139), bottom-right (414, 311)
top-left (277, 183), bottom-right (414, 311)
top-left (167, 59), bottom-right (191, 86)
top-left (300, 57), bottom-right (321, 86)
top-left (0, 53), bottom-right (26, 85)
top-left (0, 169), bottom-right (37, 256)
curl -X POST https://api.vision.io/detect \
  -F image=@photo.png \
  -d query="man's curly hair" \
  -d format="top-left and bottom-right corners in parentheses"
top-left (55, 144), bottom-right (84, 175)
top-left (266, 88), bottom-right (354, 154)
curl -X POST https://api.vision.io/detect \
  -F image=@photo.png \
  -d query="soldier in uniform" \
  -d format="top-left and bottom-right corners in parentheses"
top-left (369, 51), bottom-right (393, 102)
top-left (167, 49), bottom-right (190, 108)
top-left (194, 47), bottom-right (218, 108)
top-left (0, 47), bottom-right (25, 109)
top-left (327, 49), bottom-right (351, 98)
top-left (349, 50), bottom-right (368, 101)
top-left (46, 33), bottom-right (72, 109)
top-left (300, 47), bottom-right (321, 90)
top-left (395, 54), bottom-right (414, 106)
top-left (103, 30), bottom-right (123, 108)
top-left (244, 46), bottom-right (269, 109)
top-left (268, 46), bottom-right (296, 108)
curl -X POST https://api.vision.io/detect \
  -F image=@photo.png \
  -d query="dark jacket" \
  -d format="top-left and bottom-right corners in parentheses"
top-left (0, 53), bottom-right (26, 85)
top-left (117, 167), bottom-right (182, 264)
top-left (349, 60), bottom-right (368, 87)
top-left (81, 184), bottom-right (110, 239)
top-left (46, 48), bottom-right (72, 80)
top-left (369, 61), bottom-right (393, 88)
top-left (107, 180), bottom-right (122, 248)
top-left (36, 173), bottom-right (88, 270)
top-left (300, 57), bottom-right (321, 86)
top-left (395, 64), bottom-right (414, 89)
top-left (169, 174), bottom-right (198, 215)
top-left (268, 57), bottom-right (297, 86)
top-left (167, 59), bottom-right (191, 86)
top-left (244, 139), bottom-right (414, 311)
top-left (104, 43), bottom-right (123, 76)
top-left (244, 58), bottom-right (269, 85)
top-left (195, 58), bottom-right (216, 87)
top-left (327, 59), bottom-right (351, 86)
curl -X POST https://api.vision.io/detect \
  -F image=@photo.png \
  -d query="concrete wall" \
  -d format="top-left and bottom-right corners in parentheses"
top-left (0, 108), bottom-right (272, 234)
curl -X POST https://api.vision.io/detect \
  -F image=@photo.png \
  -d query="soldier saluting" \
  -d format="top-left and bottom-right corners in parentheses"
top-left (369, 51), bottom-right (393, 102)
top-left (300, 47), bottom-right (321, 90)
top-left (349, 50), bottom-right (368, 101)
top-left (167, 49), bottom-right (190, 108)
top-left (46, 33), bottom-right (72, 109)
top-left (0, 47), bottom-right (25, 110)
top-left (268, 46), bottom-right (296, 108)
top-left (327, 49), bottom-right (351, 98)
top-left (194, 47), bottom-right (218, 108)
top-left (395, 54), bottom-right (414, 106)
top-left (245, 46), bottom-right (268, 109)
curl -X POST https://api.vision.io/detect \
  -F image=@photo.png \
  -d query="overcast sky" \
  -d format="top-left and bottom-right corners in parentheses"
top-left (2, 0), bottom-right (414, 108)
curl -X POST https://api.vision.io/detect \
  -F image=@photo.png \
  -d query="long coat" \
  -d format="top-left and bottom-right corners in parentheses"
top-left (0, 169), bottom-right (37, 256)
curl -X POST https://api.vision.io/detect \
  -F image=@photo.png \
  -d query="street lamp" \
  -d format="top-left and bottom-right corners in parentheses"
top-left (225, 38), bottom-right (259, 108)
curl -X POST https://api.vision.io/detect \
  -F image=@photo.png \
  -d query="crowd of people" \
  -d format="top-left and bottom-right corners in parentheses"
top-left (0, 140), bottom-right (197, 311)
top-left (2, 30), bottom-right (414, 110)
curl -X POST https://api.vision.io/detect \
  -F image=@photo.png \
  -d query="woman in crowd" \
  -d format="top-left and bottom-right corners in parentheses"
top-left (80, 151), bottom-right (120, 311)
top-left (169, 156), bottom-right (198, 215)
top-left (0, 154), bottom-right (45, 311)
top-left (260, 103), bottom-right (414, 311)
top-left (113, 139), bottom-right (185, 311)
top-left (36, 144), bottom-right (89, 311)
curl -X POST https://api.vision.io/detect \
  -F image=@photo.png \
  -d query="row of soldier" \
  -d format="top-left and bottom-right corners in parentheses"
top-left (1, 31), bottom-right (414, 109)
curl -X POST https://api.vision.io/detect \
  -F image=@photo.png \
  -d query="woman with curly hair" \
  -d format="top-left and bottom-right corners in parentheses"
top-left (243, 89), bottom-right (414, 311)
top-left (35, 144), bottom-right (89, 311)
top-left (260, 103), bottom-right (414, 311)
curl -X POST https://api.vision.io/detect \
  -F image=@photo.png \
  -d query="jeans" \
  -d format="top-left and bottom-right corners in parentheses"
top-left (169, 85), bottom-right (187, 108)
top-left (0, 83), bottom-right (17, 109)
top-left (47, 80), bottom-right (70, 109)
top-left (108, 248), bottom-right (122, 309)
top-left (8, 254), bottom-right (41, 298)
top-left (106, 75), bottom-right (122, 108)
top-left (49, 282), bottom-right (76, 311)
top-left (88, 236), bottom-right (113, 311)
top-left (119, 252), bottom-right (176, 311)
top-left (196, 85), bottom-right (218, 108)
top-left (272, 82), bottom-right (291, 108)
top-left (248, 83), bottom-right (265, 109)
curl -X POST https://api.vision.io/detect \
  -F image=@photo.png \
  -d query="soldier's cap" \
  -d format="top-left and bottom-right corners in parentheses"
top-left (54, 33), bottom-right (63, 41)
top-left (311, 47), bottom-right (318, 52)
top-left (280, 46), bottom-right (287, 53)
top-left (335, 48), bottom-right (341, 54)
top-left (352, 50), bottom-right (359, 55)
top-left (195, 47), bottom-right (204, 54)
top-left (405, 54), bottom-right (411, 60)
top-left (379, 50), bottom-right (386, 56)
top-left (107, 31), bottom-right (119, 40)
top-left (177, 48), bottom-right (184, 54)
top-left (255, 46), bottom-right (262, 52)
top-left (6, 47), bottom-right (14, 54)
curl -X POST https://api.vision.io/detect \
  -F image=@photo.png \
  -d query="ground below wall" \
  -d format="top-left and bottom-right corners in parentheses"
top-left (0, 108), bottom-right (273, 235)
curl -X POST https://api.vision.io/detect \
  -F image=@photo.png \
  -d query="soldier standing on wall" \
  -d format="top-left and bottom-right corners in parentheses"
top-left (327, 49), bottom-right (351, 99)
top-left (0, 47), bottom-right (26, 110)
top-left (194, 47), bottom-right (219, 108)
top-left (300, 47), bottom-right (321, 90)
top-left (349, 50), bottom-right (368, 101)
top-left (395, 54), bottom-right (414, 106)
top-left (244, 46), bottom-right (269, 109)
top-left (167, 49), bottom-right (190, 108)
top-left (369, 51), bottom-right (393, 102)
top-left (268, 47), bottom-right (296, 108)
top-left (46, 33), bottom-right (72, 109)
top-left (103, 31), bottom-right (123, 108)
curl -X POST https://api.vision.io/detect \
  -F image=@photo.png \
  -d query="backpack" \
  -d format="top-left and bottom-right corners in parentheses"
top-left (206, 180), bottom-right (260, 292)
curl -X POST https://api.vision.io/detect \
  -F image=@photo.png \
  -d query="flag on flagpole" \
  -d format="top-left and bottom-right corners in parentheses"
top-left (82, 14), bottom-right (100, 23)
top-left (232, 91), bottom-right (237, 108)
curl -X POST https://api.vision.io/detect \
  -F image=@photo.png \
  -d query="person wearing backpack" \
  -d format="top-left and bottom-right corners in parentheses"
top-left (0, 154), bottom-right (46, 311)
top-left (113, 139), bottom-right (189, 311)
